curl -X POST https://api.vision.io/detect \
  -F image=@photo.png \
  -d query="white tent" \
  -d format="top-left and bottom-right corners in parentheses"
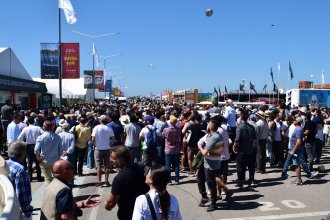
top-left (33, 78), bottom-right (87, 98)
top-left (33, 78), bottom-right (106, 101)
top-left (0, 47), bottom-right (32, 80)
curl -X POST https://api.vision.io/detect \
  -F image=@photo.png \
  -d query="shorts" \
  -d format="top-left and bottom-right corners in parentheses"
top-left (217, 160), bottom-right (229, 176)
top-left (94, 149), bottom-right (110, 167)
top-left (291, 150), bottom-right (303, 166)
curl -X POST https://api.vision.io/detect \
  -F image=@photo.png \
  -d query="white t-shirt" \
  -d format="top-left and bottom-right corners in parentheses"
top-left (139, 125), bottom-right (161, 150)
top-left (132, 189), bottom-right (182, 220)
top-left (92, 124), bottom-right (115, 150)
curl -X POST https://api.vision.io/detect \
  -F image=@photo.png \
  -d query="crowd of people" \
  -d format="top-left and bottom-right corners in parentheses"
top-left (0, 96), bottom-right (328, 219)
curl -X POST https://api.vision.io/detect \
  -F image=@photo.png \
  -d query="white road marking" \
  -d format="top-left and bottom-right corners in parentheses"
top-left (281, 200), bottom-right (306, 209)
top-left (219, 211), bottom-right (330, 220)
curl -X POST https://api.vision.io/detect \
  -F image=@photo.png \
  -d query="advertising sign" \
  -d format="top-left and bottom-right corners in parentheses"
top-left (61, 43), bottom-right (80, 79)
top-left (98, 83), bottom-right (105, 92)
top-left (84, 70), bottom-right (104, 89)
top-left (40, 94), bottom-right (52, 109)
top-left (105, 80), bottom-right (112, 92)
top-left (41, 43), bottom-right (59, 79)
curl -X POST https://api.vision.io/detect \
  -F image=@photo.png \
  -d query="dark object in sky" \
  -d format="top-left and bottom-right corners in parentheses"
top-left (271, 24), bottom-right (275, 27)
top-left (206, 9), bottom-right (213, 17)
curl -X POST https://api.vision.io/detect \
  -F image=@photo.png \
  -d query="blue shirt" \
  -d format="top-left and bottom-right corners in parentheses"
top-left (34, 131), bottom-right (64, 164)
top-left (6, 121), bottom-right (21, 144)
top-left (223, 106), bottom-right (237, 127)
top-left (289, 127), bottom-right (303, 151)
top-left (59, 131), bottom-right (75, 154)
top-left (107, 121), bottom-right (124, 146)
top-left (7, 159), bottom-right (32, 217)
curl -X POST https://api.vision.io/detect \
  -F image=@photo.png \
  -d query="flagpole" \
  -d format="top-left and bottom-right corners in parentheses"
top-left (287, 64), bottom-right (289, 95)
top-left (277, 63), bottom-right (280, 104)
top-left (92, 39), bottom-right (96, 102)
top-left (249, 82), bottom-right (251, 102)
top-left (58, 7), bottom-right (63, 110)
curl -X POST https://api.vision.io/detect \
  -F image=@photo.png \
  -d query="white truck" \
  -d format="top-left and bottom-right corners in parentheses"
top-left (286, 89), bottom-right (330, 108)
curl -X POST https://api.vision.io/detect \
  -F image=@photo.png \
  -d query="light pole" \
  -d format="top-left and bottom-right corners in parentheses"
top-left (99, 53), bottom-right (121, 99)
top-left (71, 30), bottom-right (119, 102)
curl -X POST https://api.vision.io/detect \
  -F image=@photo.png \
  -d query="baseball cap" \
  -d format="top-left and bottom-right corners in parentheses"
top-left (145, 116), bottom-right (154, 124)
top-left (99, 115), bottom-right (108, 121)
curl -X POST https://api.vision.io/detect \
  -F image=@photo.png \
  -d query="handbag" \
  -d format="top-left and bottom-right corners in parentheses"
top-left (145, 193), bottom-right (158, 220)
top-left (192, 151), bottom-right (204, 170)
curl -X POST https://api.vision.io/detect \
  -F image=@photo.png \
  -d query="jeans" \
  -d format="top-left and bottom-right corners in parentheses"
top-left (313, 139), bottom-right (323, 161)
top-left (75, 147), bottom-right (87, 175)
top-left (250, 147), bottom-right (257, 178)
top-left (273, 141), bottom-right (284, 165)
top-left (128, 146), bottom-right (141, 163)
top-left (267, 138), bottom-right (274, 165)
top-left (236, 152), bottom-right (254, 185)
top-left (305, 142), bottom-right (314, 171)
top-left (197, 166), bottom-right (218, 205)
top-left (257, 139), bottom-right (267, 172)
top-left (26, 144), bottom-right (41, 179)
top-left (87, 140), bottom-right (95, 168)
top-left (157, 143), bottom-right (165, 166)
top-left (197, 165), bottom-right (219, 205)
top-left (165, 153), bottom-right (180, 182)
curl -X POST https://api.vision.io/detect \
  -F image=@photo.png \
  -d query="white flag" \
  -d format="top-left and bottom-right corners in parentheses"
top-left (59, 0), bottom-right (77, 24)
top-left (93, 42), bottom-right (100, 67)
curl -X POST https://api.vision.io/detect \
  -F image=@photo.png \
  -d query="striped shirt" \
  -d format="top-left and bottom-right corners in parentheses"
top-left (204, 132), bottom-right (223, 170)
top-left (218, 126), bottom-right (230, 161)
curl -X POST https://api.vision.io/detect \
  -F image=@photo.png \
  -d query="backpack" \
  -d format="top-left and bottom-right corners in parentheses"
top-left (145, 126), bottom-right (158, 148)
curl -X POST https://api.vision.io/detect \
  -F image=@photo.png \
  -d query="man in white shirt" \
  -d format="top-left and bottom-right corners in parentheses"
top-left (223, 99), bottom-right (237, 141)
top-left (92, 115), bottom-right (115, 187)
top-left (18, 116), bottom-right (44, 181)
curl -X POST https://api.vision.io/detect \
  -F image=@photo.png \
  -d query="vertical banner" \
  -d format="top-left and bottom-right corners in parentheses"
top-left (84, 70), bottom-right (104, 89)
top-left (84, 70), bottom-right (93, 89)
top-left (94, 70), bottom-right (104, 86)
top-left (40, 93), bottom-right (53, 109)
top-left (61, 43), bottom-right (80, 79)
top-left (105, 80), bottom-right (112, 92)
top-left (40, 43), bottom-right (59, 79)
top-left (98, 83), bottom-right (105, 92)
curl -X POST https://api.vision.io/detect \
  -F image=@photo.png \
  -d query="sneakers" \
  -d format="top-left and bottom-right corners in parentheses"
top-left (248, 180), bottom-right (257, 188)
top-left (224, 190), bottom-right (234, 201)
top-left (291, 180), bottom-right (303, 185)
top-left (103, 181), bottom-right (111, 187)
top-left (198, 197), bottom-right (209, 207)
top-left (308, 171), bottom-right (319, 179)
top-left (207, 204), bottom-right (216, 212)
top-left (96, 182), bottom-right (103, 187)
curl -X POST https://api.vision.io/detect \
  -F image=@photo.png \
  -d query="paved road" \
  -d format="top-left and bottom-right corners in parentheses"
top-left (31, 148), bottom-right (330, 220)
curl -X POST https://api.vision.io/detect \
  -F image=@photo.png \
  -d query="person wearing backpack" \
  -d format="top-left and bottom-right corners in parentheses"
top-left (139, 116), bottom-right (160, 170)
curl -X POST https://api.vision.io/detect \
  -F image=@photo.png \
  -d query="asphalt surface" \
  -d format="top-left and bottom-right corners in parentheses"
top-left (31, 147), bottom-right (330, 220)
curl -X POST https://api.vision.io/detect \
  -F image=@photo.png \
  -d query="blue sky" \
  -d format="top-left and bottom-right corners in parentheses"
top-left (0, 0), bottom-right (330, 96)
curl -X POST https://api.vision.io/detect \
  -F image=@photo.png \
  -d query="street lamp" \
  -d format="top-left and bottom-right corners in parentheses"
top-left (71, 30), bottom-right (119, 102)
top-left (99, 53), bottom-right (121, 99)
